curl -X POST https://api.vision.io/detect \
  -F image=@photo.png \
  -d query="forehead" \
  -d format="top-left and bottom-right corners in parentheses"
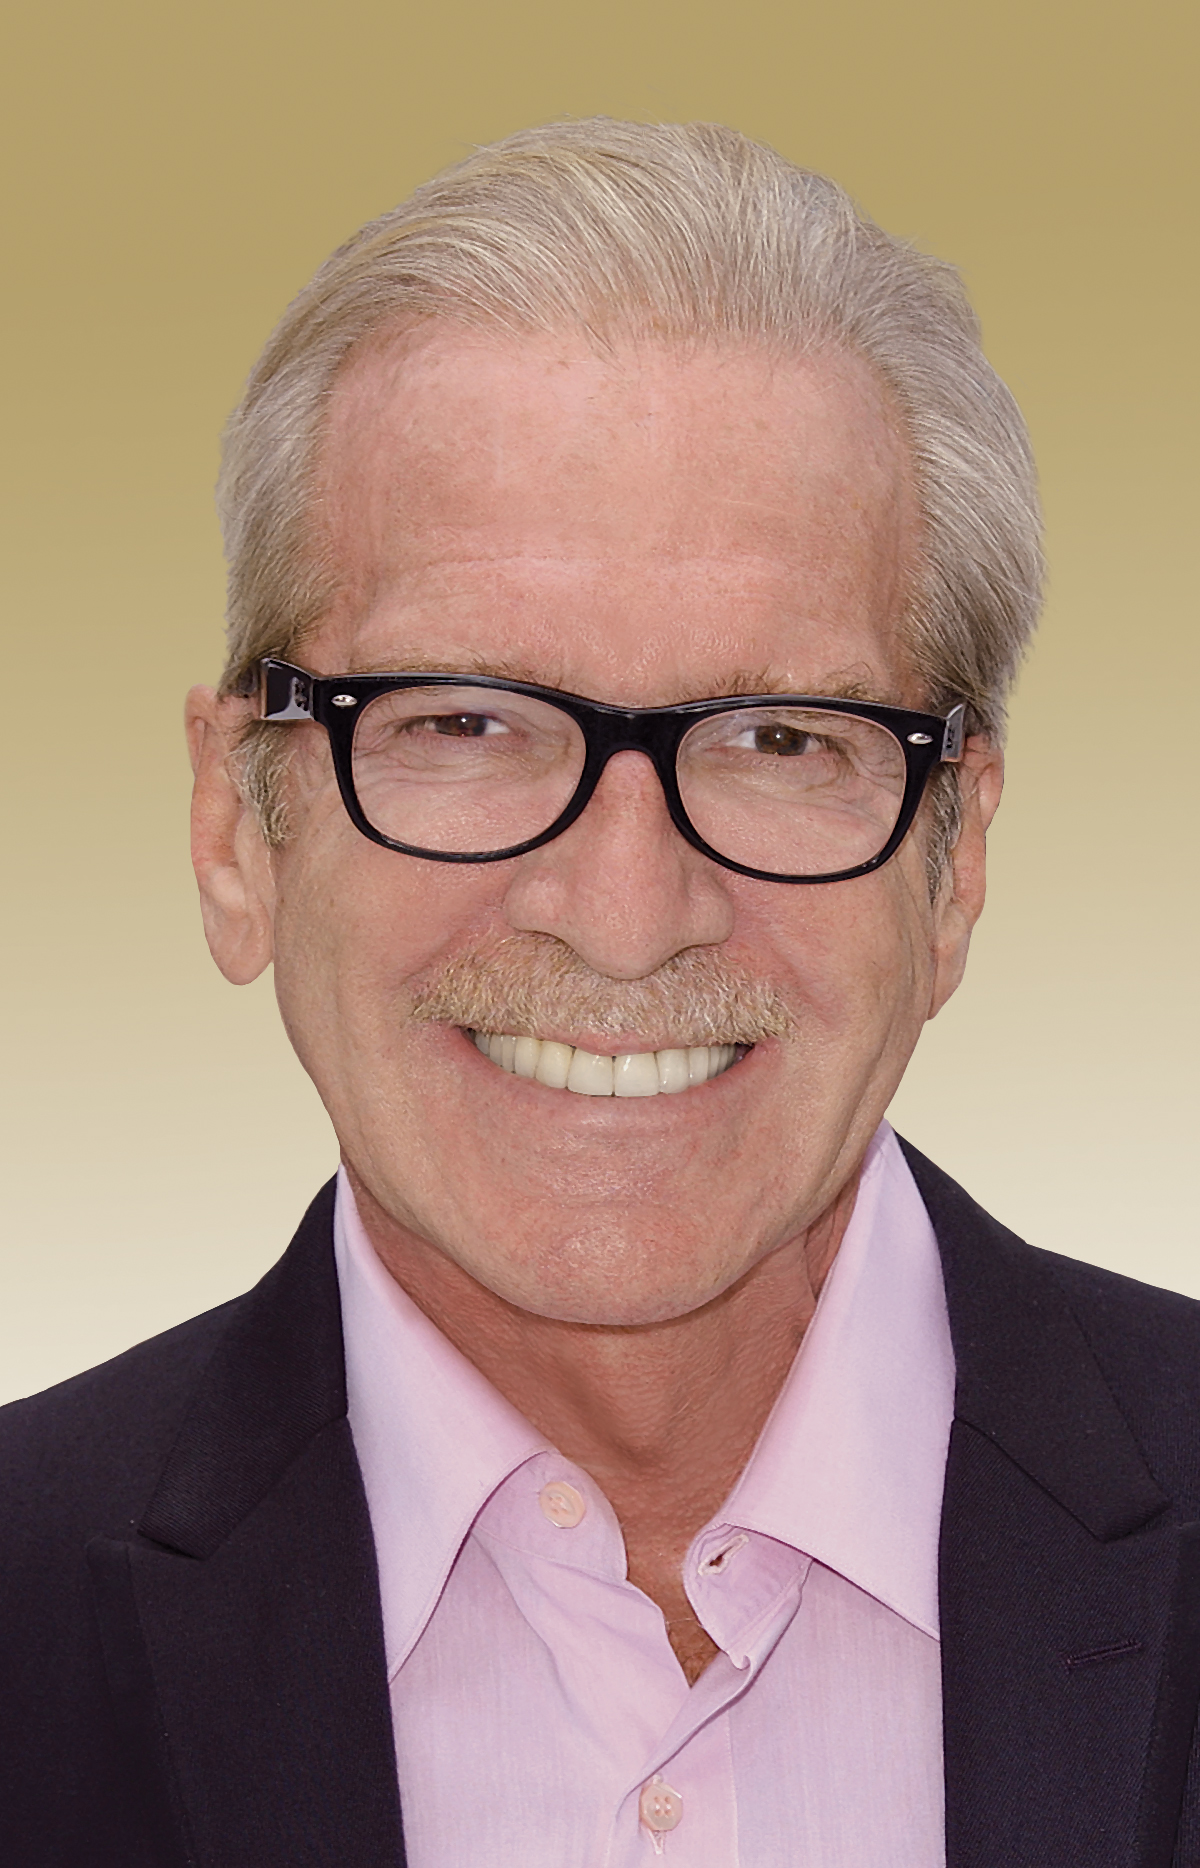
top-left (309, 325), bottom-right (923, 701)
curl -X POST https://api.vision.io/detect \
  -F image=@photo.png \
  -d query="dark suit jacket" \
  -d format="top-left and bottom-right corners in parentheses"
top-left (3, 1142), bottom-right (1200, 1866)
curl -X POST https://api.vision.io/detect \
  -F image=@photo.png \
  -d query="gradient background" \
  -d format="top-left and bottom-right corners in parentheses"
top-left (2, 0), bottom-right (1196, 1404)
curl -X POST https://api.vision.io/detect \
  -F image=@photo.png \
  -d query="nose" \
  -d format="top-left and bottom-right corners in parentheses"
top-left (502, 749), bottom-right (736, 979)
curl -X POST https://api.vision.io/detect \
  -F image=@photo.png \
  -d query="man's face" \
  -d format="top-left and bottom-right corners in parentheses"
top-left (198, 327), bottom-right (995, 1325)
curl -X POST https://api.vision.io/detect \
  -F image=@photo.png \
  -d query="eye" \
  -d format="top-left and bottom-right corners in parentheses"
top-left (410, 712), bottom-right (505, 738)
top-left (740, 721), bottom-right (819, 756)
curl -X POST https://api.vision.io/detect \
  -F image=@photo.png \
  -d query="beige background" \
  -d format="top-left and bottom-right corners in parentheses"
top-left (2, 0), bottom-right (1196, 1404)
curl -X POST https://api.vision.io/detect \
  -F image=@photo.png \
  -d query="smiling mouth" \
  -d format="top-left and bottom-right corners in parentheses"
top-left (468, 1030), bottom-right (748, 1096)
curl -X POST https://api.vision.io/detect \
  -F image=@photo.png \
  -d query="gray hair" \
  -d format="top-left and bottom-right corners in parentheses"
top-left (217, 118), bottom-right (1043, 868)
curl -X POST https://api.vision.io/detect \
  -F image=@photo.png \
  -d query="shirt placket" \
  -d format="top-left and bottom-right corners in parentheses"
top-left (604, 1530), bottom-right (811, 1866)
top-left (473, 1459), bottom-right (814, 1867)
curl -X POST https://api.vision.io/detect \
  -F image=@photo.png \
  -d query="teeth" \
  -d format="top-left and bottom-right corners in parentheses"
top-left (469, 1032), bottom-right (744, 1095)
top-left (613, 1051), bottom-right (661, 1098)
top-left (688, 1045), bottom-right (713, 1086)
top-left (535, 1040), bottom-right (574, 1089)
top-left (566, 1048), bottom-right (614, 1096)
top-left (655, 1048), bottom-right (691, 1094)
top-left (513, 1036), bottom-right (540, 1080)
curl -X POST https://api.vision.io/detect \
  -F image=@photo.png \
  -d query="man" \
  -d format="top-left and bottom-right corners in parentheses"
top-left (2, 119), bottom-right (1198, 1868)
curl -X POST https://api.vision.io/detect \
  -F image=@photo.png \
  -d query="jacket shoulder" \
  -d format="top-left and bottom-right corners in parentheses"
top-left (0, 1294), bottom-right (249, 1534)
top-left (0, 1178), bottom-right (340, 1544)
top-left (1036, 1247), bottom-right (1200, 1427)
top-left (0, 1181), bottom-right (348, 1863)
top-left (899, 1134), bottom-right (1200, 1495)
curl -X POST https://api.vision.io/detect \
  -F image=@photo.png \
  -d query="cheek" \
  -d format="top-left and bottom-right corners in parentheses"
top-left (269, 814), bottom-right (503, 1075)
top-left (735, 880), bottom-right (935, 1214)
top-left (752, 862), bottom-right (937, 1061)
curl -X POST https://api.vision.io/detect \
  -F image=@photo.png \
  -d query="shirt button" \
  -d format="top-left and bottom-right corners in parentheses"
top-left (639, 1776), bottom-right (683, 1834)
top-left (539, 1480), bottom-right (587, 1527)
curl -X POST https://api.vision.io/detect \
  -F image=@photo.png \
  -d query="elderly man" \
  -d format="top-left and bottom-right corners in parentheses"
top-left (3, 119), bottom-right (1199, 1868)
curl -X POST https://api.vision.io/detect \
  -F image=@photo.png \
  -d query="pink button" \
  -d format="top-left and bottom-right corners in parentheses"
top-left (539, 1480), bottom-right (586, 1528)
top-left (639, 1776), bottom-right (683, 1834)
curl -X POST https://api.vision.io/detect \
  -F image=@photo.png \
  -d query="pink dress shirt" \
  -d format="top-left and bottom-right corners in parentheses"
top-left (335, 1122), bottom-right (954, 1866)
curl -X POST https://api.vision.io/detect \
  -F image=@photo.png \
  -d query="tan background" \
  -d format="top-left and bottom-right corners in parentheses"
top-left (2, 0), bottom-right (1196, 1404)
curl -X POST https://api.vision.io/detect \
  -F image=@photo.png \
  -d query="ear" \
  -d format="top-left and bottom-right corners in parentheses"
top-left (927, 736), bottom-right (1004, 1018)
top-left (185, 686), bottom-right (277, 984)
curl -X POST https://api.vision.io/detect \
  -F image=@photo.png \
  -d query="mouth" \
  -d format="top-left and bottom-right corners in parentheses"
top-left (467, 1030), bottom-right (749, 1097)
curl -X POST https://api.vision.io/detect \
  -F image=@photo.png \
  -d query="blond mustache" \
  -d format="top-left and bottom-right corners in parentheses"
top-left (408, 933), bottom-right (794, 1050)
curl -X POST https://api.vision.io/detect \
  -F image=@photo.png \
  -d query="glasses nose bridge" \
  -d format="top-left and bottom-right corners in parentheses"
top-left (582, 705), bottom-right (684, 806)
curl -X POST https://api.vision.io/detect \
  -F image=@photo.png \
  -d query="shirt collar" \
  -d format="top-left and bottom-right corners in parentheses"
top-left (721, 1123), bottom-right (954, 1638)
top-left (334, 1181), bottom-right (550, 1674)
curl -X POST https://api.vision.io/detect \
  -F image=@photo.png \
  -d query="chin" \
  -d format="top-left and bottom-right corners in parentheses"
top-left (459, 1216), bottom-right (762, 1326)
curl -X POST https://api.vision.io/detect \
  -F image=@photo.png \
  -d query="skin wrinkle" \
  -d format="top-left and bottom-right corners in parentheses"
top-left (186, 326), bottom-right (1002, 1685)
top-left (310, 332), bottom-right (921, 684)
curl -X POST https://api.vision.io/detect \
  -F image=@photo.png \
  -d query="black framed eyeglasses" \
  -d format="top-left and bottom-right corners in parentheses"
top-left (259, 659), bottom-right (965, 885)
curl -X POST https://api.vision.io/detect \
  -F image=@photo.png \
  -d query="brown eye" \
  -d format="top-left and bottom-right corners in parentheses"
top-left (428, 713), bottom-right (492, 737)
top-left (753, 722), bottom-right (815, 756)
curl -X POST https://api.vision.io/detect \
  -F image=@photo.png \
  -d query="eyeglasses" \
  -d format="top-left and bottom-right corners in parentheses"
top-left (259, 659), bottom-right (965, 885)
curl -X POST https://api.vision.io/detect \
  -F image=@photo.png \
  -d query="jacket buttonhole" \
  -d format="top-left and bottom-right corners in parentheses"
top-left (1061, 1639), bottom-right (1146, 1670)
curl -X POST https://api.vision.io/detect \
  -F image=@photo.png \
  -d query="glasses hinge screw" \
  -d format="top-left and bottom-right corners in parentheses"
top-left (906, 732), bottom-right (932, 745)
top-left (332, 694), bottom-right (358, 707)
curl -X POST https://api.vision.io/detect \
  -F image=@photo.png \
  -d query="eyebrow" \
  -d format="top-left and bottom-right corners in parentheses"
top-left (718, 668), bottom-right (904, 706)
top-left (343, 653), bottom-right (560, 685)
top-left (336, 657), bottom-right (905, 708)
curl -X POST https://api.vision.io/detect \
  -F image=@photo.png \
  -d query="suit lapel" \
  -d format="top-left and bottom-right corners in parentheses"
top-left (901, 1140), bottom-right (1193, 1868)
top-left (88, 1182), bottom-right (405, 1868)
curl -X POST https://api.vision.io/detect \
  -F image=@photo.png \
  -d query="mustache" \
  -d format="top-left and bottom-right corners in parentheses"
top-left (408, 933), bottom-right (794, 1048)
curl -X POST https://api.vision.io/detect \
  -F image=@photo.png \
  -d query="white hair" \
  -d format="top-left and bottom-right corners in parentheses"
top-left (217, 118), bottom-right (1043, 863)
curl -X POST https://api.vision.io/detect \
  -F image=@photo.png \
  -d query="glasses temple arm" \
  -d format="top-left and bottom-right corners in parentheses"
top-left (261, 660), bottom-right (314, 721)
top-left (940, 704), bottom-right (966, 762)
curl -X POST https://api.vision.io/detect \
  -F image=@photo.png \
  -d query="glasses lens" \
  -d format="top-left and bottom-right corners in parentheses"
top-left (350, 685), bottom-right (586, 855)
top-left (678, 706), bottom-right (908, 876)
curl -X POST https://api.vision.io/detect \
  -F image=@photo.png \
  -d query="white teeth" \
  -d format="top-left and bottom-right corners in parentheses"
top-left (470, 1031), bottom-right (745, 1095)
top-left (655, 1048), bottom-right (691, 1094)
top-left (688, 1045), bottom-right (713, 1086)
top-left (535, 1040), bottom-right (574, 1089)
top-left (513, 1035), bottom-right (541, 1079)
top-left (613, 1051), bottom-right (661, 1098)
top-left (566, 1048), bottom-right (615, 1096)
